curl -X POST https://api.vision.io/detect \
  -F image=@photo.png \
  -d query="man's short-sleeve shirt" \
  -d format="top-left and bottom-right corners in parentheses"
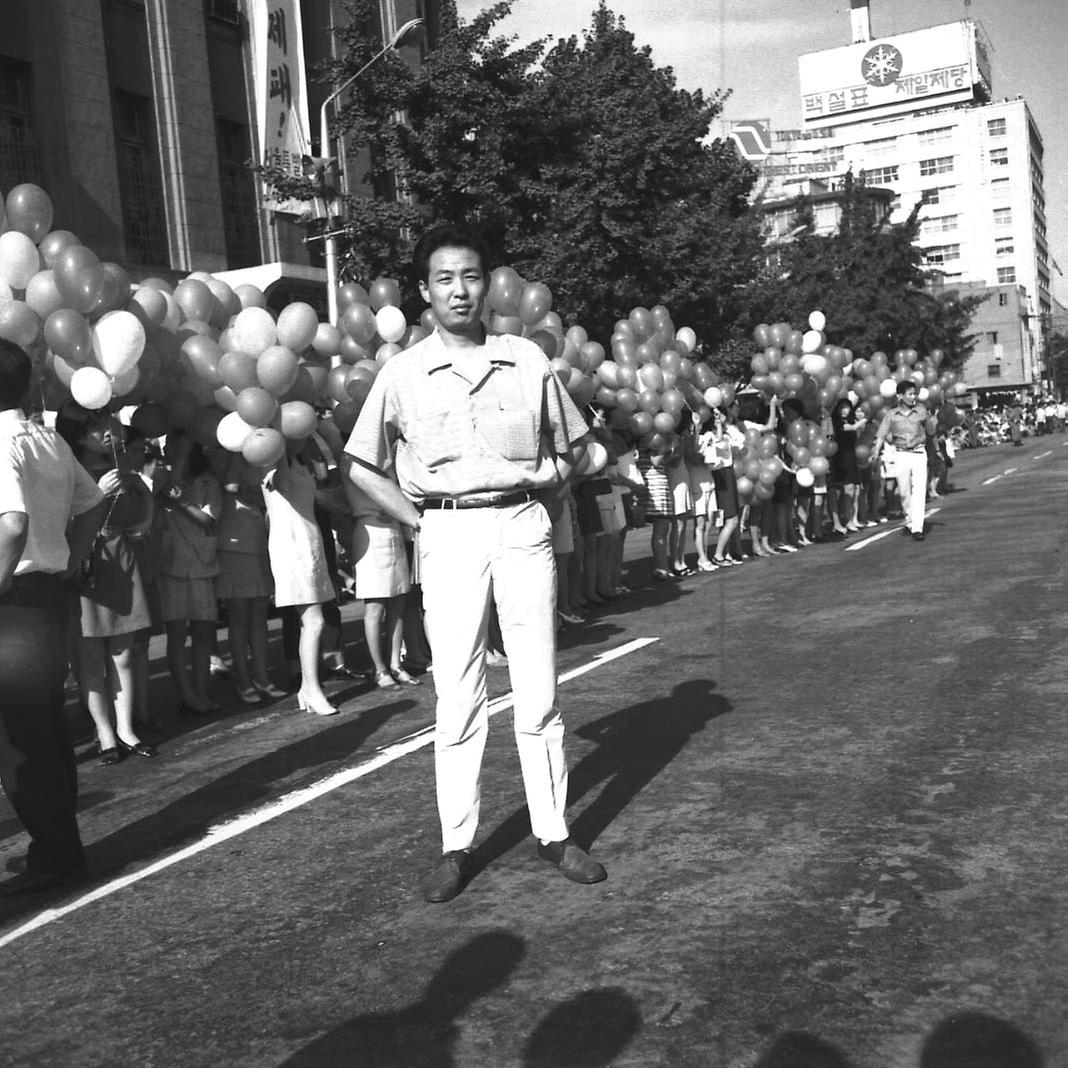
top-left (0, 409), bottom-right (104, 575)
top-left (345, 331), bottom-right (589, 501)
top-left (877, 404), bottom-right (935, 452)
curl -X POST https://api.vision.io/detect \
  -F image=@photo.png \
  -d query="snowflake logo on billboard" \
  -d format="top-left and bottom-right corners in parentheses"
top-left (862, 43), bottom-right (903, 87)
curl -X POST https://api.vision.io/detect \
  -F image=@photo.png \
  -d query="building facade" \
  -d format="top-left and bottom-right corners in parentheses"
top-left (739, 12), bottom-right (1055, 397)
top-left (0, 0), bottom-right (427, 311)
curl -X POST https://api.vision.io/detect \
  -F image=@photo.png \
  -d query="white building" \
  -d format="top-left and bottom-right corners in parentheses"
top-left (739, 10), bottom-right (1054, 396)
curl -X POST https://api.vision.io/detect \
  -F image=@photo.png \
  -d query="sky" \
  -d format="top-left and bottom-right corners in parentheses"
top-left (456, 0), bottom-right (1068, 308)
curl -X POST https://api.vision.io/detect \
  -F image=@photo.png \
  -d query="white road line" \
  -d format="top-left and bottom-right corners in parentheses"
top-left (846, 508), bottom-right (942, 552)
top-left (1004, 467), bottom-right (1018, 475)
top-left (1033, 451), bottom-right (1052, 459)
top-left (0, 638), bottom-right (659, 951)
top-left (982, 475), bottom-right (1002, 485)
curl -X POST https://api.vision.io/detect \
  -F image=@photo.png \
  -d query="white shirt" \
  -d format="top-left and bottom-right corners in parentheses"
top-left (0, 409), bottom-right (104, 575)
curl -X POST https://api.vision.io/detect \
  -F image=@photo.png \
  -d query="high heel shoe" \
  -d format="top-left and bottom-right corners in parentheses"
top-left (252, 680), bottom-right (288, 700)
top-left (236, 686), bottom-right (262, 705)
top-left (390, 668), bottom-right (422, 686)
top-left (375, 671), bottom-right (399, 689)
top-left (177, 700), bottom-right (213, 718)
top-left (297, 689), bottom-right (340, 716)
top-left (117, 738), bottom-right (158, 759)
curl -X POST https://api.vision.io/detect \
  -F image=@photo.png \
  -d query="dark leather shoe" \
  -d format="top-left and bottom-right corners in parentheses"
top-left (0, 866), bottom-right (87, 897)
top-left (422, 851), bottom-right (470, 903)
top-left (537, 838), bottom-right (607, 884)
top-left (912, 531), bottom-right (926, 541)
top-left (118, 738), bottom-right (158, 759)
top-left (99, 747), bottom-right (122, 766)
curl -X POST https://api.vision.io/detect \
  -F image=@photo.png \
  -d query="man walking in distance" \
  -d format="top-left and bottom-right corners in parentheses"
top-left (0, 339), bottom-right (105, 895)
top-left (872, 380), bottom-right (936, 542)
top-left (343, 223), bottom-right (606, 902)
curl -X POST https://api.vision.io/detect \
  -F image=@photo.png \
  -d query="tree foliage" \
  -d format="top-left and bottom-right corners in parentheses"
top-left (321, 0), bottom-right (764, 341)
top-left (737, 173), bottom-right (982, 367)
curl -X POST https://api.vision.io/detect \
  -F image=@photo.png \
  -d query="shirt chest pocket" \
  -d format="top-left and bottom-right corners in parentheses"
top-left (474, 406), bottom-right (541, 462)
top-left (409, 407), bottom-right (466, 469)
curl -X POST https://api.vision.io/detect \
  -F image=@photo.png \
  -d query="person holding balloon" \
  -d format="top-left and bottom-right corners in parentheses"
top-left (154, 435), bottom-right (224, 716)
top-left (344, 222), bottom-right (605, 902)
top-left (55, 406), bottom-right (157, 763)
top-left (260, 435), bottom-right (340, 716)
top-left (830, 398), bottom-right (866, 534)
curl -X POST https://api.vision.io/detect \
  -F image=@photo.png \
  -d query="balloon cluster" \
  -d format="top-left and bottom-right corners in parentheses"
top-left (570, 303), bottom-right (726, 455)
top-left (738, 310), bottom-right (970, 495)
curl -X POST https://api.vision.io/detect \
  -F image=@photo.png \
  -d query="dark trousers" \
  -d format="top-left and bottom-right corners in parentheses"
top-left (0, 573), bottom-right (85, 874)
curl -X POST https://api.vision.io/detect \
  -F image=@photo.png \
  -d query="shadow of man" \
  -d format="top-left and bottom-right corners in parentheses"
top-left (522, 986), bottom-right (642, 1067)
top-left (920, 1011), bottom-right (1043, 1068)
top-left (471, 679), bottom-right (729, 874)
top-left (280, 930), bottom-right (524, 1067)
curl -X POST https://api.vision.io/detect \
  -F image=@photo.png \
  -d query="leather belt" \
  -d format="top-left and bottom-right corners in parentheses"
top-left (421, 490), bottom-right (538, 511)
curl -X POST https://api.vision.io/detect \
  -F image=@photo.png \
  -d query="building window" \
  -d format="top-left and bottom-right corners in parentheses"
top-left (986, 332), bottom-right (999, 345)
top-left (918, 127), bottom-right (953, 145)
top-left (866, 136), bottom-right (897, 157)
top-left (987, 364), bottom-right (1001, 377)
top-left (998, 292), bottom-right (1008, 306)
top-left (988, 117), bottom-right (1007, 137)
top-left (919, 156), bottom-right (954, 176)
top-left (862, 165), bottom-right (899, 185)
top-left (921, 214), bottom-right (959, 236)
top-left (989, 147), bottom-right (1009, 167)
top-left (997, 267), bottom-right (1016, 284)
top-left (995, 237), bottom-right (1014, 257)
top-left (113, 90), bottom-right (169, 266)
top-left (0, 56), bottom-right (44, 190)
top-left (204, 0), bottom-right (241, 22)
top-left (993, 206), bottom-right (1012, 227)
top-left (925, 244), bottom-right (960, 265)
top-left (991, 177), bottom-right (1009, 194)
top-left (216, 120), bottom-right (260, 268)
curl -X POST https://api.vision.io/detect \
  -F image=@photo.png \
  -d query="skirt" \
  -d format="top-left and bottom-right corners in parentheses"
top-left (353, 517), bottom-right (411, 599)
top-left (216, 550), bottom-right (273, 601)
top-left (669, 464), bottom-right (693, 517)
top-left (638, 463), bottom-right (672, 518)
top-left (157, 575), bottom-right (219, 623)
top-left (711, 467), bottom-right (740, 521)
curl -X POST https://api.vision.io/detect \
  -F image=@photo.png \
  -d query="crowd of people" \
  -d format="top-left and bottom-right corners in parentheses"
top-left (955, 399), bottom-right (1067, 449)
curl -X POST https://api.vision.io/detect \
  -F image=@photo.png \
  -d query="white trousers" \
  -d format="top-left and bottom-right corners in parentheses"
top-left (418, 500), bottom-right (569, 852)
top-left (895, 449), bottom-right (928, 535)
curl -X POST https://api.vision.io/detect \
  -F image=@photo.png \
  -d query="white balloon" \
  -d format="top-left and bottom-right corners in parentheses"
top-left (231, 306), bottom-right (277, 356)
top-left (795, 467), bottom-right (815, 488)
top-left (217, 410), bottom-right (255, 452)
top-left (801, 329), bottom-right (824, 354)
top-left (801, 354), bottom-right (828, 377)
top-left (70, 366), bottom-right (113, 410)
top-left (375, 305), bottom-right (407, 345)
top-left (0, 230), bottom-right (41, 289)
top-left (808, 310), bottom-right (827, 332)
top-left (676, 326), bottom-right (697, 351)
top-left (879, 378), bottom-right (898, 399)
top-left (93, 310), bottom-right (146, 377)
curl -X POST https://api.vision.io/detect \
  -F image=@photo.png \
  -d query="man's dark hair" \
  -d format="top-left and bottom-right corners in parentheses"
top-left (0, 338), bottom-right (32, 410)
top-left (897, 379), bottom-right (918, 395)
top-left (412, 223), bottom-right (492, 282)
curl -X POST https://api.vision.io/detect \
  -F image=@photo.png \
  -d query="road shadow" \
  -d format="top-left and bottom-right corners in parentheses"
top-left (920, 1011), bottom-right (1043, 1067)
top-left (470, 678), bottom-right (730, 875)
top-left (752, 1031), bottom-right (857, 1067)
top-left (81, 697), bottom-right (417, 880)
top-left (279, 931), bottom-right (524, 1067)
top-left (522, 987), bottom-right (641, 1067)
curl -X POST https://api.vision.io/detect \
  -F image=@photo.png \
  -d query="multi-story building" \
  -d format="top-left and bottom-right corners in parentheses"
top-left (0, 0), bottom-right (428, 311)
top-left (739, 5), bottom-right (1055, 398)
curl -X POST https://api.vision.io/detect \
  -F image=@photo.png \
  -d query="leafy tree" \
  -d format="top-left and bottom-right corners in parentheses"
top-left (736, 172), bottom-right (982, 367)
top-left (310, 1), bottom-right (765, 343)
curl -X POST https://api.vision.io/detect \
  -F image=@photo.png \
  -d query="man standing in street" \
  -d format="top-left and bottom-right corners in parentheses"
top-left (0, 339), bottom-right (105, 895)
top-left (872, 380), bottom-right (936, 542)
top-left (343, 223), bottom-right (606, 902)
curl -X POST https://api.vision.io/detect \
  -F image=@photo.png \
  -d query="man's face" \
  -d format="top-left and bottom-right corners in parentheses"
top-left (419, 246), bottom-right (486, 337)
top-left (900, 387), bottom-right (918, 408)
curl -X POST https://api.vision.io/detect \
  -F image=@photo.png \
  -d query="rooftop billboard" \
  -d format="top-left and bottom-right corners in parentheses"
top-left (798, 20), bottom-right (992, 128)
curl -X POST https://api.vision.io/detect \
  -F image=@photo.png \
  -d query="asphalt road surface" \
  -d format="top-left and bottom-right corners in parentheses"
top-left (1, 439), bottom-right (1065, 1067)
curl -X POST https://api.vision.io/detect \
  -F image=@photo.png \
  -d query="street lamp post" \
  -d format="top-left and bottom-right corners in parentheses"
top-left (320, 17), bottom-right (424, 327)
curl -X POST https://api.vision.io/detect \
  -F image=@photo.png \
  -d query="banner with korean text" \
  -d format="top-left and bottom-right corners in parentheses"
top-left (248, 0), bottom-right (312, 214)
top-left (798, 20), bottom-right (990, 128)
